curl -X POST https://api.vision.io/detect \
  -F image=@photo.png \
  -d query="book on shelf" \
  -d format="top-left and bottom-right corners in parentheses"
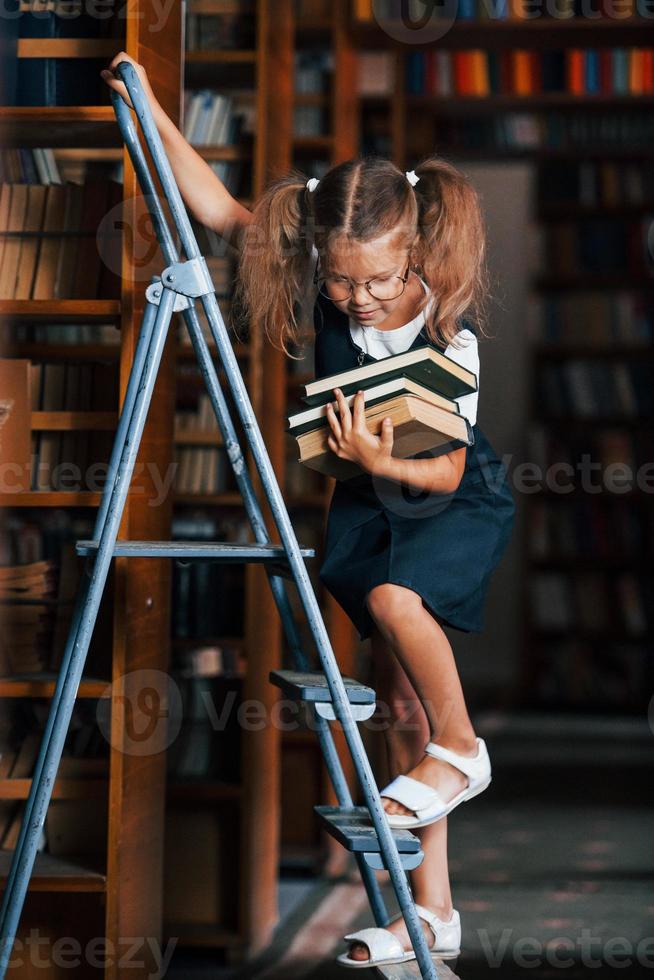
top-left (355, 0), bottom-right (644, 21)
top-left (358, 52), bottom-right (395, 97)
top-left (289, 347), bottom-right (477, 480)
top-left (186, 9), bottom-right (255, 51)
top-left (27, 357), bottom-right (117, 492)
top-left (403, 49), bottom-right (654, 99)
top-left (0, 358), bottom-right (31, 493)
top-left (0, 181), bottom-right (122, 301)
top-left (3, 1), bottom-right (122, 107)
top-left (538, 160), bottom-right (654, 209)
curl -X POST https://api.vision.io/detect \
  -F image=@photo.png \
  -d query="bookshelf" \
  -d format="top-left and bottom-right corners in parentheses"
top-left (159, 0), bottom-right (294, 960)
top-left (270, 0), bottom-right (364, 876)
top-left (522, 158), bottom-right (654, 712)
top-left (0, 1), bottom-right (182, 978)
top-left (348, 5), bottom-right (654, 713)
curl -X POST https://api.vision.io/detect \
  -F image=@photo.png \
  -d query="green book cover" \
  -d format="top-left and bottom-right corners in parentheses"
top-left (302, 345), bottom-right (477, 407)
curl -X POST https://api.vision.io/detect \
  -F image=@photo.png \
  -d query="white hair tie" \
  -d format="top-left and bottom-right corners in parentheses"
top-left (406, 170), bottom-right (420, 187)
top-left (306, 177), bottom-right (320, 193)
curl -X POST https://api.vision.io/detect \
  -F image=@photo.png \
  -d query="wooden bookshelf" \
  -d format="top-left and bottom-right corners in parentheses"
top-left (0, 3), bottom-right (182, 978)
top-left (521, 155), bottom-right (654, 711)
top-left (159, 0), bottom-right (291, 960)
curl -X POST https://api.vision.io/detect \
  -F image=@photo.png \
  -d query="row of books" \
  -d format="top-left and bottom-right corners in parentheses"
top-left (354, 0), bottom-right (639, 19)
top-left (528, 497), bottom-right (653, 562)
top-left (0, 181), bottom-right (122, 300)
top-left (11, 323), bottom-right (120, 345)
top-left (1, 560), bottom-right (57, 676)
top-left (166, 675), bottom-right (242, 783)
top-left (2, 2), bottom-right (119, 107)
top-left (12, 58), bottom-right (108, 108)
top-left (531, 293), bottom-right (654, 346)
top-left (404, 49), bottom-right (654, 98)
top-left (30, 361), bottom-right (116, 412)
top-left (537, 360), bottom-right (653, 419)
top-left (295, 50), bottom-right (333, 94)
top-left (0, 148), bottom-right (63, 185)
top-left (0, 358), bottom-right (116, 492)
top-left (287, 345), bottom-right (477, 479)
top-left (1, 513), bottom-right (111, 677)
top-left (182, 91), bottom-right (249, 147)
top-left (412, 111), bottom-right (654, 152)
top-left (533, 637), bottom-right (650, 710)
top-left (174, 447), bottom-right (230, 496)
top-left (537, 160), bottom-right (654, 208)
top-left (530, 570), bottom-right (653, 636)
top-left (170, 515), bottom-right (250, 640)
top-left (528, 423), bottom-right (654, 478)
top-left (17, 3), bottom-right (121, 39)
top-left (0, 554), bottom-right (80, 676)
top-left (294, 105), bottom-right (329, 138)
top-left (542, 217), bottom-right (654, 275)
top-left (186, 12), bottom-right (255, 51)
top-left (1, 723), bottom-right (109, 859)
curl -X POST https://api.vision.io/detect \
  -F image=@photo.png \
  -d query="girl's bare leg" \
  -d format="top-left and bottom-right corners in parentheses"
top-left (346, 619), bottom-right (458, 962)
top-left (366, 582), bottom-right (481, 818)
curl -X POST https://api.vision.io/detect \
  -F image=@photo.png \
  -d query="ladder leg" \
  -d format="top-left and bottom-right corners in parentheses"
top-left (0, 292), bottom-right (175, 978)
top-left (0, 299), bottom-right (160, 939)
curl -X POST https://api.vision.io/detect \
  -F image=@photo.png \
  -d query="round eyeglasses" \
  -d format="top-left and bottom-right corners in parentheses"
top-left (313, 258), bottom-right (411, 303)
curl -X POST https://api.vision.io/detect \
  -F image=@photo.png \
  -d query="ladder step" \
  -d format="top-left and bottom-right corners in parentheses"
top-left (76, 540), bottom-right (315, 562)
top-left (269, 669), bottom-right (376, 705)
top-left (314, 805), bottom-right (421, 855)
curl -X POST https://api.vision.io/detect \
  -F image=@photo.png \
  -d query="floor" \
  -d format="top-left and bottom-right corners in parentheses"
top-left (165, 709), bottom-right (654, 979)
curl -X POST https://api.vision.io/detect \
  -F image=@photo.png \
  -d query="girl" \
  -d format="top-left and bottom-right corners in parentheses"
top-left (102, 54), bottom-right (516, 970)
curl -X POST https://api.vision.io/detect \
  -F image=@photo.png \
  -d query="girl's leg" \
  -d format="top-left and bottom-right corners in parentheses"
top-left (366, 582), bottom-right (480, 819)
top-left (346, 621), bottom-right (455, 963)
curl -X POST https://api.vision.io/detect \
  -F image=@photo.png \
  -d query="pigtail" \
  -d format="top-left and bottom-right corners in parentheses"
top-left (233, 170), bottom-right (314, 357)
top-left (411, 157), bottom-right (491, 349)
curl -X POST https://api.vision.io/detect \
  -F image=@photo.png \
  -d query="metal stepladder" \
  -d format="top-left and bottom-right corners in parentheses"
top-left (0, 64), bottom-right (446, 980)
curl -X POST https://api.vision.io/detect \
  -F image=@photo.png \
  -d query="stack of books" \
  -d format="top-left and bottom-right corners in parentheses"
top-left (286, 346), bottom-right (478, 480)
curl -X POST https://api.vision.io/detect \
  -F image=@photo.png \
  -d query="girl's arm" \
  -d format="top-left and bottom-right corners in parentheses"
top-left (373, 447), bottom-right (467, 495)
top-left (100, 53), bottom-right (254, 250)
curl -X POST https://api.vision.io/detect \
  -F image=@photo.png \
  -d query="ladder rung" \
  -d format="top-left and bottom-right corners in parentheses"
top-left (314, 805), bottom-right (421, 854)
top-left (269, 669), bottom-right (376, 705)
top-left (76, 540), bottom-right (315, 562)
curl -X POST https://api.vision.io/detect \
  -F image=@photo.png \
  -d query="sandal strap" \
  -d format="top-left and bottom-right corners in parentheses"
top-left (424, 737), bottom-right (488, 780)
top-left (343, 927), bottom-right (404, 960)
top-left (380, 774), bottom-right (444, 813)
top-left (414, 903), bottom-right (456, 932)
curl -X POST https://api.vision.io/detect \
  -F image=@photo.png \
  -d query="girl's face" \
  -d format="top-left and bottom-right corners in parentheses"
top-left (320, 229), bottom-right (421, 330)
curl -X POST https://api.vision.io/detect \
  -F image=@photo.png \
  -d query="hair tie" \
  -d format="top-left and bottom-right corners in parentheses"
top-left (306, 177), bottom-right (320, 193)
top-left (405, 170), bottom-right (420, 187)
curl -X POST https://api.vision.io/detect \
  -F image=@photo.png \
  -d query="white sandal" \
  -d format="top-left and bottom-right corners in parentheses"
top-left (336, 903), bottom-right (461, 969)
top-left (380, 737), bottom-right (491, 829)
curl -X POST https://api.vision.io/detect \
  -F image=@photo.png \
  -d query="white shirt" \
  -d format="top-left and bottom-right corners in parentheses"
top-left (349, 277), bottom-right (480, 426)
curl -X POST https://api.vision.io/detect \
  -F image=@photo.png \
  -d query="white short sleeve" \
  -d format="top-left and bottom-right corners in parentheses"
top-left (443, 328), bottom-right (479, 426)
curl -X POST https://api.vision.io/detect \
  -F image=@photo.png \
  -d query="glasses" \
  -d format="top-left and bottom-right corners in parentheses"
top-left (313, 257), bottom-right (411, 303)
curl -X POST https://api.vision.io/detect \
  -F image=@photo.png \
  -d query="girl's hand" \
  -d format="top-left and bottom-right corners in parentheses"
top-left (326, 389), bottom-right (394, 474)
top-left (100, 53), bottom-right (159, 113)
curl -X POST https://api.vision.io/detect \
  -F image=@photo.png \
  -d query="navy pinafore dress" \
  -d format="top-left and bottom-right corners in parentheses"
top-left (313, 291), bottom-right (516, 641)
